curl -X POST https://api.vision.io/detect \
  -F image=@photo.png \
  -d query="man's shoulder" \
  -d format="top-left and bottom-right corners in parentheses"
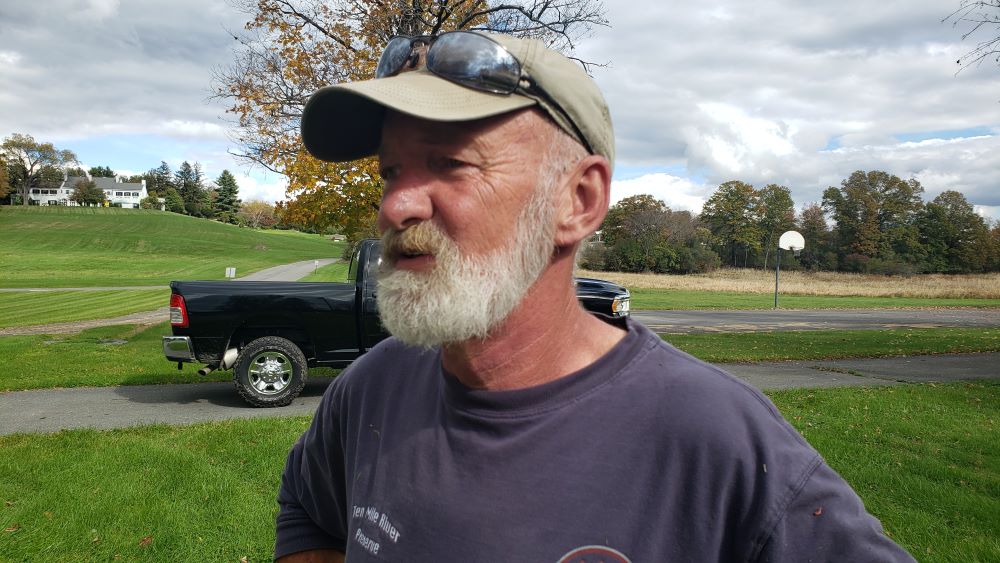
top-left (621, 320), bottom-right (808, 448)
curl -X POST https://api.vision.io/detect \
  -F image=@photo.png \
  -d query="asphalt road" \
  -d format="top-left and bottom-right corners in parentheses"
top-left (2, 353), bottom-right (996, 436)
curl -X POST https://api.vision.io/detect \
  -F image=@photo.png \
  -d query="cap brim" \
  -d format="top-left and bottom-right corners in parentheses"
top-left (301, 70), bottom-right (537, 162)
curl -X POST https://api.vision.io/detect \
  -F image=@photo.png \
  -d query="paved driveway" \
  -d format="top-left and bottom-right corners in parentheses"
top-left (1, 353), bottom-right (996, 436)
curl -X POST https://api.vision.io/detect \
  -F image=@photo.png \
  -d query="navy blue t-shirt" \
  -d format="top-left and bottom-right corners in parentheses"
top-left (276, 319), bottom-right (914, 562)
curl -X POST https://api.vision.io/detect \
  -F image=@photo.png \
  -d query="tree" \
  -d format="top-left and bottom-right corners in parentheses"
top-left (945, 1), bottom-right (1000, 72)
top-left (69, 179), bottom-right (107, 206)
top-left (756, 184), bottom-right (796, 269)
top-left (0, 155), bottom-right (11, 202)
top-left (597, 194), bottom-right (718, 273)
top-left (796, 203), bottom-right (835, 271)
top-left (163, 187), bottom-right (185, 213)
top-left (0, 133), bottom-right (78, 206)
top-left (699, 180), bottom-right (763, 267)
top-left (175, 161), bottom-right (211, 217)
top-left (822, 170), bottom-right (925, 271)
top-left (917, 190), bottom-right (992, 272)
top-left (214, 0), bottom-right (608, 239)
top-left (214, 170), bottom-right (242, 223)
top-left (143, 161), bottom-right (175, 197)
top-left (139, 195), bottom-right (161, 210)
top-left (238, 199), bottom-right (278, 229)
top-left (89, 165), bottom-right (116, 178)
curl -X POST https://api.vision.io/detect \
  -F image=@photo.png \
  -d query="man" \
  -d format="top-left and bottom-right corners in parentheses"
top-left (276, 31), bottom-right (915, 562)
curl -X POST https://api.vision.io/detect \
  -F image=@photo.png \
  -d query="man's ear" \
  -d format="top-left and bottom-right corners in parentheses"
top-left (554, 155), bottom-right (612, 248)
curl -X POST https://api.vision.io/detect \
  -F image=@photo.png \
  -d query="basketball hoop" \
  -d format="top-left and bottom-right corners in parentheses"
top-left (775, 231), bottom-right (806, 308)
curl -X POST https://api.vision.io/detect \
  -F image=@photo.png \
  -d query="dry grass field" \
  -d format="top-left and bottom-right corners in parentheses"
top-left (576, 268), bottom-right (1000, 299)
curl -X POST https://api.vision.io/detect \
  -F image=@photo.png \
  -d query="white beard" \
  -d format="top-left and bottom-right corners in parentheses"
top-left (376, 187), bottom-right (556, 348)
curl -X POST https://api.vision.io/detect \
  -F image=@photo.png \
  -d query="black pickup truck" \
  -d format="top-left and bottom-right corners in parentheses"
top-left (163, 239), bottom-right (630, 407)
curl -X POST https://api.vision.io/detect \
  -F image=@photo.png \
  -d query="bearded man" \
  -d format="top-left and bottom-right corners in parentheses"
top-left (275, 32), bottom-right (914, 562)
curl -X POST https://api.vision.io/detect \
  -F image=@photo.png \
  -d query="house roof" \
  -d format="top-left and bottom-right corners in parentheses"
top-left (94, 177), bottom-right (143, 190)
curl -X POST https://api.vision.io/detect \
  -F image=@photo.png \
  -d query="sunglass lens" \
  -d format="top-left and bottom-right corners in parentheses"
top-left (376, 37), bottom-right (413, 78)
top-left (427, 33), bottom-right (520, 94)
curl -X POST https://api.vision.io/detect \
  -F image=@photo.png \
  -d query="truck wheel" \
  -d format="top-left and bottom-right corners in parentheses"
top-left (233, 336), bottom-right (307, 407)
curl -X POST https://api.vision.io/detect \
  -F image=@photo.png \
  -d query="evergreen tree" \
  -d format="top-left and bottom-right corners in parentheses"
top-left (163, 187), bottom-right (185, 213)
top-left (213, 170), bottom-right (241, 224)
top-left (143, 161), bottom-right (174, 197)
top-left (175, 161), bottom-right (208, 216)
top-left (88, 165), bottom-right (116, 177)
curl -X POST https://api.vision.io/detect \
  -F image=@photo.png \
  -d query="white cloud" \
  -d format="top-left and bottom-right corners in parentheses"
top-left (235, 172), bottom-right (288, 204)
top-left (611, 173), bottom-right (710, 214)
top-left (974, 205), bottom-right (1000, 222)
top-left (74, 0), bottom-right (120, 21)
top-left (3, 0), bottom-right (999, 220)
top-left (0, 50), bottom-right (21, 65)
top-left (157, 120), bottom-right (228, 139)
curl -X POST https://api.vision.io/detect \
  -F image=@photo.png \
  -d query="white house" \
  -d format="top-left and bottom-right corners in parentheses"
top-left (28, 174), bottom-right (149, 208)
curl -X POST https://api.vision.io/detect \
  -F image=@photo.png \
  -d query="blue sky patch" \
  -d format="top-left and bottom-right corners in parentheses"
top-left (894, 126), bottom-right (994, 143)
top-left (614, 164), bottom-right (702, 183)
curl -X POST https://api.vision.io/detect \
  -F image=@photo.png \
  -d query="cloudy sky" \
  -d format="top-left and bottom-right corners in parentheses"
top-left (2, 0), bottom-right (998, 219)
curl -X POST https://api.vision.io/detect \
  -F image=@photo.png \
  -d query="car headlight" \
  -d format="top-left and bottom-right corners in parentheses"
top-left (612, 296), bottom-right (630, 316)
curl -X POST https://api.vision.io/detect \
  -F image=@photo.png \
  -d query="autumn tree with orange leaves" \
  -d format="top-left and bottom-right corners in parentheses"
top-left (214, 0), bottom-right (607, 241)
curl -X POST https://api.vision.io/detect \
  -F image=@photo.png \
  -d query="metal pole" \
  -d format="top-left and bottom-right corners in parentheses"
top-left (774, 245), bottom-right (781, 309)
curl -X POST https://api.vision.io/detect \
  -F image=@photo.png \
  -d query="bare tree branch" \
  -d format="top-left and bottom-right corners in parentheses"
top-left (944, 0), bottom-right (1000, 72)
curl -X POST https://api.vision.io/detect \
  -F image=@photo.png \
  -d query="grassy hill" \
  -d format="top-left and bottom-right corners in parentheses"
top-left (0, 206), bottom-right (344, 287)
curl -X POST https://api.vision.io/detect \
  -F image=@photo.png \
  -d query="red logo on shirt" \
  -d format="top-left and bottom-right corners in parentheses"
top-left (558, 545), bottom-right (631, 563)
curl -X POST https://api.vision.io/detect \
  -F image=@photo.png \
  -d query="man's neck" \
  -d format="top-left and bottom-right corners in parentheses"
top-left (441, 258), bottom-right (627, 391)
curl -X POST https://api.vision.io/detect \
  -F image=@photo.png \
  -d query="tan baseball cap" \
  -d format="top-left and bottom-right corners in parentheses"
top-left (300, 31), bottom-right (614, 166)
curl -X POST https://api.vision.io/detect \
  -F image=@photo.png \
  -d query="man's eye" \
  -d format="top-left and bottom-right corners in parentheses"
top-left (438, 157), bottom-right (467, 170)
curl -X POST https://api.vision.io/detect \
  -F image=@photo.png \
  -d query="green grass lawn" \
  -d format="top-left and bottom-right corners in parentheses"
top-left (1, 323), bottom-right (996, 392)
top-left (298, 260), bottom-right (350, 282)
top-left (0, 207), bottom-right (343, 287)
top-left (0, 382), bottom-right (995, 561)
top-left (630, 288), bottom-right (1000, 310)
top-left (771, 383), bottom-right (999, 561)
top-left (664, 327), bottom-right (1000, 363)
top-left (0, 290), bottom-right (169, 328)
top-left (0, 417), bottom-right (311, 562)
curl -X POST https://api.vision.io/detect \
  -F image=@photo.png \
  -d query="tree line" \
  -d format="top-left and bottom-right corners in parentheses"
top-left (0, 132), bottom-right (282, 228)
top-left (581, 170), bottom-right (1000, 275)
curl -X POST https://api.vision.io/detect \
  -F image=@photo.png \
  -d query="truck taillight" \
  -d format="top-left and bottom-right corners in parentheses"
top-left (169, 293), bottom-right (189, 328)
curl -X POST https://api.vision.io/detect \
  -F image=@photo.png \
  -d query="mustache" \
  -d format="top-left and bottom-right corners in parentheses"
top-left (381, 222), bottom-right (448, 261)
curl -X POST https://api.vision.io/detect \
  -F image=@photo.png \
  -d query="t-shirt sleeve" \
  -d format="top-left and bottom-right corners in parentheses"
top-left (274, 383), bottom-right (350, 559)
top-left (755, 460), bottom-right (916, 562)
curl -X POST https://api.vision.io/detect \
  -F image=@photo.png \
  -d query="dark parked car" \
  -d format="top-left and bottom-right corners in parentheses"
top-left (164, 239), bottom-right (629, 407)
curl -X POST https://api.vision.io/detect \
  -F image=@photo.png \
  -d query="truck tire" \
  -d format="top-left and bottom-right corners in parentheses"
top-left (233, 336), bottom-right (307, 407)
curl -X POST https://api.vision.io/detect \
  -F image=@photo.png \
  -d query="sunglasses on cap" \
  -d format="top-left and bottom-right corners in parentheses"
top-left (375, 31), bottom-right (592, 153)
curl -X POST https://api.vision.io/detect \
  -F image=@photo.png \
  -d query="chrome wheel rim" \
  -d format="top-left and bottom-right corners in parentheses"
top-left (247, 350), bottom-right (293, 395)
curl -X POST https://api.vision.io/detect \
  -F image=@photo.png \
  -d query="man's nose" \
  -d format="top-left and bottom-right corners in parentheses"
top-left (377, 176), bottom-right (434, 233)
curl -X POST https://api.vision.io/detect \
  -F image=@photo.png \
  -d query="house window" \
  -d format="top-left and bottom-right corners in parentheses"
top-left (116, 191), bottom-right (123, 196)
